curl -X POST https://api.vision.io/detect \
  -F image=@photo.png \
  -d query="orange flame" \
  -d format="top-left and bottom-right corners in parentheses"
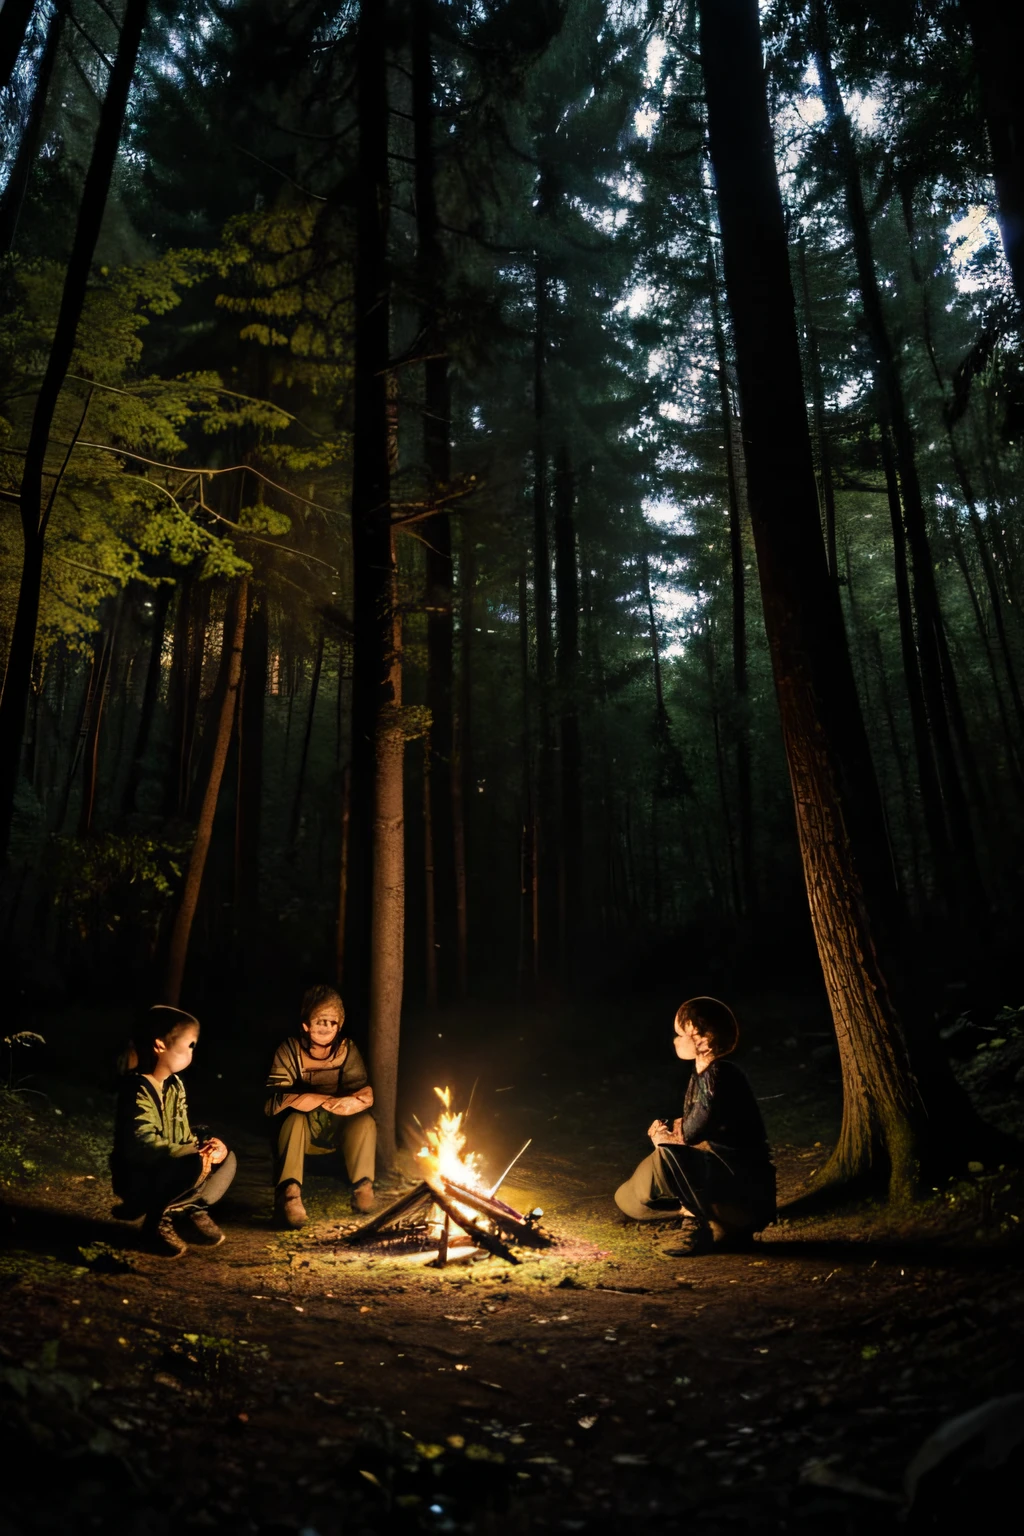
top-left (417, 1086), bottom-right (484, 1192)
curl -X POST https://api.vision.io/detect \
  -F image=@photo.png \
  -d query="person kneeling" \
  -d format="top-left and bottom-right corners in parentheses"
top-left (614, 996), bottom-right (776, 1256)
top-left (265, 984), bottom-right (376, 1228)
top-left (111, 1005), bottom-right (236, 1258)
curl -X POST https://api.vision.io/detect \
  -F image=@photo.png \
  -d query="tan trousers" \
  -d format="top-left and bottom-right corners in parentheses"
top-left (273, 1108), bottom-right (376, 1188)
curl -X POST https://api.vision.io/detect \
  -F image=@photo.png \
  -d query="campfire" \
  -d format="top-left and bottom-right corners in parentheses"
top-left (345, 1086), bottom-right (553, 1266)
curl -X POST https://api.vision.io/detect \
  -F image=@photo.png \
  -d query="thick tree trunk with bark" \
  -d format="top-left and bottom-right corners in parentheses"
top-left (0, 0), bottom-right (149, 864)
top-left (532, 258), bottom-right (558, 984)
top-left (553, 446), bottom-right (582, 979)
top-left (708, 250), bottom-right (755, 915)
top-left (349, 0), bottom-right (403, 1165)
top-left (412, 0), bottom-right (456, 1005)
top-left (164, 578), bottom-right (248, 1007)
top-left (698, 0), bottom-right (927, 1198)
top-left (369, 540), bottom-right (405, 1170)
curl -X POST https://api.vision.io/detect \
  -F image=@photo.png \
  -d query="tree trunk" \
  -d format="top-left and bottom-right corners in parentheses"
top-left (0, 0), bottom-right (150, 864)
top-left (77, 609), bottom-right (117, 837)
top-left (532, 257), bottom-right (557, 983)
top-left (412, 0), bottom-right (456, 1003)
top-left (288, 628), bottom-right (323, 845)
top-left (422, 736), bottom-right (437, 1008)
top-left (810, 0), bottom-right (987, 923)
top-left (0, 0), bottom-right (36, 93)
top-left (350, 0), bottom-right (402, 1161)
top-left (795, 236), bottom-right (838, 581)
top-left (708, 248), bottom-right (755, 914)
top-left (517, 551), bottom-right (537, 992)
top-left (121, 582), bottom-right (171, 816)
top-left (163, 578), bottom-right (248, 1007)
top-left (0, 0), bottom-right (67, 256)
top-left (236, 585), bottom-right (267, 921)
top-left (452, 528), bottom-right (473, 997)
top-left (369, 536), bottom-right (405, 1172)
top-left (961, 0), bottom-right (1024, 307)
top-left (336, 763), bottom-right (351, 987)
top-left (698, 0), bottom-right (927, 1198)
top-left (553, 445), bottom-right (582, 980)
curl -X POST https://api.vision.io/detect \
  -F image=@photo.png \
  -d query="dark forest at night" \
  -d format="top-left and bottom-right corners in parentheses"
top-left (0, 1), bottom-right (1022, 1531)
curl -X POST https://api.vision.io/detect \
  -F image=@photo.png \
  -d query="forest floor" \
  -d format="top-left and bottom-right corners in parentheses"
top-left (1, 991), bottom-right (1022, 1535)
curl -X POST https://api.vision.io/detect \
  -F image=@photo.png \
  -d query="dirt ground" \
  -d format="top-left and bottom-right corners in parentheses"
top-left (1, 994), bottom-right (1022, 1534)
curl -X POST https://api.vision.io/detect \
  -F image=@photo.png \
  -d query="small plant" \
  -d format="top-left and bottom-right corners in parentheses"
top-left (1, 1032), bottom-right (46, 1094)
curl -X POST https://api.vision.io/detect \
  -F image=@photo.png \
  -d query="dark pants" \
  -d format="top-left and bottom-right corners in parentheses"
top-left (115, 1151), bottom-right (237, 1220)
top-left (615, 1144), bottom-right (775, 1232)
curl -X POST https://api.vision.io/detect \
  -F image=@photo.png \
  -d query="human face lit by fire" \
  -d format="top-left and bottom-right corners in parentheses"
top-left (154, 1024), bottom-right (200, 1076)
top-left (673, 1016), bottom-right (711, 1063)
top-left (302, 1001), bottom-right (344, 1056)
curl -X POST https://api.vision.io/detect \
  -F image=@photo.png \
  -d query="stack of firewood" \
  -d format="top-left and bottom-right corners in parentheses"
top-left (344, 1174), bottom-right (554, 1266)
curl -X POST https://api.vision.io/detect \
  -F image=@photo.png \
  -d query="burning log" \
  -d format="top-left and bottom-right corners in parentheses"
top-left (344, 1181), bottom-right (434, 1243)
top-left (424, 1177), bottom-right (519, 1265)
top-left (440, 1178), bottom-right (553, 1249)
top-left (343, 1085), bottom-right (554, 1266)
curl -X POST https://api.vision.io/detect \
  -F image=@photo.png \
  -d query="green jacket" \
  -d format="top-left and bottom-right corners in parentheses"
top-left (111, 1072), bottom-right (198, 1188)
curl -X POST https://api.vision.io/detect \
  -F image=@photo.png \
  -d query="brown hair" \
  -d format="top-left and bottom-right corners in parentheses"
top-left (120, 1005), bottom-right (200, 1074)
top-left (674, 996), bottom-right (739, 1058)
top-left (300, 984), bottom-right (345, 1025)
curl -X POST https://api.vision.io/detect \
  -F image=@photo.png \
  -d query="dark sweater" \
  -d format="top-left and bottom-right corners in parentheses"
top-left (677, 1058), bottom-right (774, 1175)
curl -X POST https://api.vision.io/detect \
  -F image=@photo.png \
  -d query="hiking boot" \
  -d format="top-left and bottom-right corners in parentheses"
top-left (655, 1221), bottom-right (714, 1259)
top-left (142, 1210), bottom-right (188, 1258)
top-left (351, 1180), bottom-right (376, 1215)
top-left (274, 1179), bottom-right (307, 1229)
top-left (174, 1207), bottom-right (225, 1247)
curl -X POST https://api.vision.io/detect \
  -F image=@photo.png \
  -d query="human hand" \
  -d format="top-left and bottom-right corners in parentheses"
top-left (197, 1143), bottom-right (216, 1178)
top-left (200, 1137), bottom-right (228, 1165)
top-left (321, 1095), bottom-right (354, 1115)
top-left (648, 1118), bottom-right (669, 1142)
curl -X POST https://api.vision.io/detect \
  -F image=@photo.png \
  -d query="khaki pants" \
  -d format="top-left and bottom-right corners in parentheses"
top-left (273, 1108), bottom-right (376, 1189)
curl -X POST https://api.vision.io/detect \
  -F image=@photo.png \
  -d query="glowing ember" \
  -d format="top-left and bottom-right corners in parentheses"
top-left (417, 1086), bottom-right (485, 1191)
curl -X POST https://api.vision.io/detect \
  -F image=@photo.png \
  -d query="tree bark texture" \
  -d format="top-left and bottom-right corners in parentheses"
top-left (553, 446), bottom-right (582, 979)
top-left (708, 249), bottom-right (755, 915)
top-left (532, 258), bottom-right (558, 983)
top-left (350, 0), bottom-right (403, 1164)
top-left (236, 586), bottom-right (267, 920)
top-left (698, 0), bottom-right (925, 1197)
top-left (369, 538), bottom-right (405, 1171)
top-left (163, 577), bottom-right (248, 1007)
top-left (412, 0), bottom-right (456, 1002)
top-left (0, 0), bottom-right (149, 864)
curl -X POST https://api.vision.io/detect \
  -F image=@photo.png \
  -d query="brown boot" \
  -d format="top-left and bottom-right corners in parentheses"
top-left (274, 1179), bottom-right (307, 1228)
top-left (142, 1209), bottom-right (188, 1258)
top-left (351, 1180), bottom-right (376, 1215)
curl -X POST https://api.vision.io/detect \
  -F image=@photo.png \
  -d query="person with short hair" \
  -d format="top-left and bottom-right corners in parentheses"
top-left (111, 1004), bottom-right (236, 1257)
top-left (265, 984), bottom-right (376, 1227)
top-left (614, 996), bottom-right (776, 1255)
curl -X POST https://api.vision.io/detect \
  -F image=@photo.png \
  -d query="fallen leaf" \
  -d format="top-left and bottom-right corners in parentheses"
top-left (359, 1469), bottom-right (382, 1486)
